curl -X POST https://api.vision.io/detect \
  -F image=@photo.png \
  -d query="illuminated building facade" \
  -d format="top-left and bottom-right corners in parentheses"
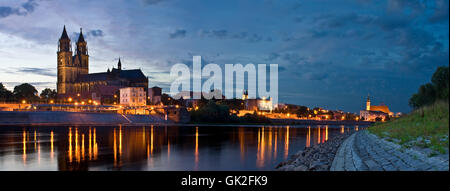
top-left (56, 26), bottom-right (148, 102)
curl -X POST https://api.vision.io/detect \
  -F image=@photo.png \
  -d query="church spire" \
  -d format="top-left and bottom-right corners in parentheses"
top-left (60, 25), bottom-right (70, 40)
top-left (118, 58), bottom-right (122, 70)
top-left (77, 28), bottom-right (85, 43)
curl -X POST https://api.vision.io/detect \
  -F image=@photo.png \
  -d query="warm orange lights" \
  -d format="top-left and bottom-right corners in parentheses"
top-left (88, 99), bottom-right (92, 104)
top-left (68, 97), bottom-right (73, 102)
top-left (21, 100), bottom-right (26, 104)
top-left (49, 100), bottom-right (54, 104)
top-left (81, 101), bottom-right (85, 105)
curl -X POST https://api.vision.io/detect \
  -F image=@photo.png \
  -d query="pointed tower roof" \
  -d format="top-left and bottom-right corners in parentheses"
top-left (77, 28), bottom-right (86, 43)
top-left (60, 25), bottom-right (70, 40)
top-left (118, 58), bottom-right (122, 70)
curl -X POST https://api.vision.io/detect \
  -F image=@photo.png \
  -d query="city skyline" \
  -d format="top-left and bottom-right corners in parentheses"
top-left (0, 0), bottom-right (448, 113)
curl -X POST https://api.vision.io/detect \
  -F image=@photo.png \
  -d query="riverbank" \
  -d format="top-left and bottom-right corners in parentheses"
top-left (331, 130), bottom-right (448, 171)
top-left (275, 131), bottom-right (353, 171)
top-left (0, 111), bottom-right (374, 126)
top-left (0, 111), bottom-right (169, 126)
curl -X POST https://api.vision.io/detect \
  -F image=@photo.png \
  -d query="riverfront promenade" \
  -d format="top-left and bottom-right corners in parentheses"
top-left (331, 130), bottom-right (449, 171)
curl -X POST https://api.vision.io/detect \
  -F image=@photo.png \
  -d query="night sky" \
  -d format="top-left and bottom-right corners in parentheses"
top-left (0, 0), bottom-right (448, 113)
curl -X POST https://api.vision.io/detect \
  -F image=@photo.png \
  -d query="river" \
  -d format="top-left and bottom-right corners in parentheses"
top-left (0, 125), bottom-right (365, 171)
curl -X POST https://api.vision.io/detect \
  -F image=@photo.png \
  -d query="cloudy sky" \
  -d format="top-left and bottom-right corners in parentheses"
top-left (0, 0), bottom-right (448, 113)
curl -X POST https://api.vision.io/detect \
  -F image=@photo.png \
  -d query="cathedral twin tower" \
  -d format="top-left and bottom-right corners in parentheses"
top-left (57, 25), bottom-right (89, 95)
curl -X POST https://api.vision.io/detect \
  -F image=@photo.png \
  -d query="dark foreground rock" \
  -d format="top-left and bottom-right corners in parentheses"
top-left (275, 131), bottom-right (353, 171)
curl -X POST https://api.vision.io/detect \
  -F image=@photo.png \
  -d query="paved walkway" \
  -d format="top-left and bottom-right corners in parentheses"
top-left (331, 130), bottom-right (449, 171)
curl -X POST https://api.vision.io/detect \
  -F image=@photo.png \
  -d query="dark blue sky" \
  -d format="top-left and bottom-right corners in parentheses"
top-left (0, 0), bottom-right (448, 113)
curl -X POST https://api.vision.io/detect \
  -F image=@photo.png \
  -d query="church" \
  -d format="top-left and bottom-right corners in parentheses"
top-left (359, 96), bottom-right (394, 121)
top-left (56, 26), bottom-right (148, 103)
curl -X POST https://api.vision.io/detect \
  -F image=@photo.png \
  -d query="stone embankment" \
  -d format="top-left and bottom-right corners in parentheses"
top-left (276, 132), bottom-right (352, 171)
top-left (330, 130), bottom-right (449, 171)
top-left (277, 130), bottom-right (449, 171)
top-left (0, 111), bottom-right (169, 125)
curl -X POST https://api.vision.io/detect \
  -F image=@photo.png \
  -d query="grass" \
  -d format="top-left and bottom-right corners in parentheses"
top-left (368, 100), bottom-right (449, 154)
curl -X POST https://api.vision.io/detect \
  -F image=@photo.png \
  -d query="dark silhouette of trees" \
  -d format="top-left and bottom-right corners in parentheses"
top-left (0, 83), bottom-right (14, 102)
top-left (13, 83), bottom-right (39, 102)
top-left (409, 66), bottom-right (449, 109)
top-left (40, 88), bottom-right (58, 103)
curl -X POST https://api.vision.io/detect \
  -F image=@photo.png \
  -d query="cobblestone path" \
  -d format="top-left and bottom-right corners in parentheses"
top-left (330, 130), bottom-right (449, 171)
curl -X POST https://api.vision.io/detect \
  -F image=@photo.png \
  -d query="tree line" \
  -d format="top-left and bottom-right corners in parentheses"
top-left (0, 83), bottom-right (57, 103)
top-left (409, 66), bottom-right (449, 109)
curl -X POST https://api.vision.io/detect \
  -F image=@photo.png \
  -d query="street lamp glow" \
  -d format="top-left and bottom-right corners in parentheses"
top-left (21, 100), bottom-right (26, 104)
top-left (68, 97), bottom-right (73, 102)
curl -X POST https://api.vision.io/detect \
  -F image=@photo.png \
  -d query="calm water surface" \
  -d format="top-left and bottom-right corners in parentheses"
top-left (0, 125), bottom-right (365, 171)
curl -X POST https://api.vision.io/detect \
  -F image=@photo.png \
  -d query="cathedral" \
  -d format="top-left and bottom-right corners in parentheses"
top-left (359, 95), bottom-right (393, 121)
top-left (56, 26), bottom-right (148, 103)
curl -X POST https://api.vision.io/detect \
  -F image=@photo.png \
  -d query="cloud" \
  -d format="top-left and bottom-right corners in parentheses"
top-left (0, 0), bottom-right (38, 19)
top-left (71, 29), bottom-right (105, 40)
top-left (142, 0), bottom-right (166, 5)
top-left (88, 29), bottom-right (104, 37)
top-left (200, 29), bottom-right (228, 38)
top-left (429, 0), bottom-right (449, 23)
top-left (16, 67), bottom-right (56, 77)
top-left (201, 30), bottom-right (272, 43)
top-left (169, 29), bottom-right (187, 39)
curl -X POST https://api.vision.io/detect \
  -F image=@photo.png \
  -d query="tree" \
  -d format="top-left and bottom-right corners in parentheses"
top-left (40, 88), bottom-right (58, 102)
top-left (431, 66), bottom-right (449, 100)
top-left (409, 66), bottom-right (449, 109)
top-left (0, 83), bottom-right (14, 102)
top-left (13, 83), bottom-right (39, 102)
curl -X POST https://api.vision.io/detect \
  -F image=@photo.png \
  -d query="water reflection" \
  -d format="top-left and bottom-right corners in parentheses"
top-left (1, 125), bottom-right (364, 171)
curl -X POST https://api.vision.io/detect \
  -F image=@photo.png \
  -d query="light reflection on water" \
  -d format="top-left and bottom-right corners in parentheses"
top-left (0, 125), bottom-right (364, 171)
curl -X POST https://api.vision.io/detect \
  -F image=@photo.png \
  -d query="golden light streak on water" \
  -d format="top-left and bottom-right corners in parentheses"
top-left (284, 126), bottom-right (289, 160)
top-left (22, 130), bottom-right (26, 165)
top-left (355, 126), bottom-right (359, 131)
top-left (68, 127), bottom-right (72, 163)
top-left (340, 125), bottom-right (345, 134)
top-left (143, 127), bottom-right (146, 147)
top-left (306, 126), bottom-right (311, 147)
top-left (261, 127), bottom-right (265, 166)
top-left (50, 131), bottom-right (54, 160)
top-left (167, 138), bottom-right (170, 160)
top-left (239, 127), bottom-right (245, 162)
top-left (195, 126), bottom-right (199, 170)
top-left (89, 128), bottom-right (92, 160)
top-left (93, 128), bottom-right (98, 160)
top-left (325, 126), bottom-right (328, 141)
top-left (34, 129), bottom-right (37, 150)
top-left (274, 130), bottom-right (277, 159)
top-left (114, 128), bottom-right (117, 166)
top-left (268, 127), bottom-right (272, 161)
top-left (75, 128), bottom-right (80, 162)
top-left (82, 134), bottom-right (85, 161)
top-left (151, 126), bottom-right (154, 155)
top-left (119, 126), bottom-right (122, 159)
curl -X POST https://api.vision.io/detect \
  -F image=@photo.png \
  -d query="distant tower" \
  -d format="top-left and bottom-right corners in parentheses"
top-left (118, 58), bottom-right (122, 70)
top-left (57, 25), bottom-right (73, 95)
top-left (366, 95), bottom-right (371, 111)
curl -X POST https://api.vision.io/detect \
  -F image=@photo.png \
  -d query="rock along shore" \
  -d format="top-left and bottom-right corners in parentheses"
top-left (276, 131), bottom-right (353, 171)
